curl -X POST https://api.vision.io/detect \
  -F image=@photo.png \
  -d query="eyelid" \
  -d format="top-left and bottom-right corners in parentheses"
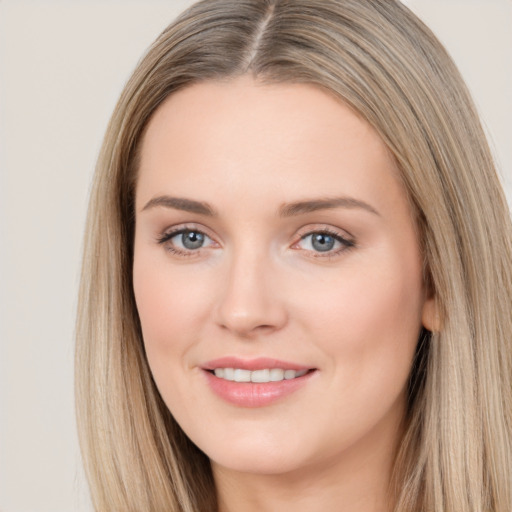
top-left (292, 224), bottom-right (356, 257)
top-left (157, 223), bottom-right (216, 242)
top-left (156, 223), bottom-right (220, 256)
top-left (295, 223), bottom-right (355, 243)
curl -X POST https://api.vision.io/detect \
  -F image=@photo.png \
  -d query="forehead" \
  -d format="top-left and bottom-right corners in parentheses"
top-left (136, 76), bottom-right (402, 215)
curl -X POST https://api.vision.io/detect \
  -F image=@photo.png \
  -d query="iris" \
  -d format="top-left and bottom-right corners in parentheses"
top-left (181, 230), bottom-right (205, 250)
top-left (311, 233), bottom-right (335, 252)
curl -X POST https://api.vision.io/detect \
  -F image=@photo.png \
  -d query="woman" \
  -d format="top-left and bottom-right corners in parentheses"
top-left (75, 1), bottom-right (512, 510)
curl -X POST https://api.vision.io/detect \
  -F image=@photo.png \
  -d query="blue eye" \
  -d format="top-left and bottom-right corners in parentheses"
top-left (178, 230), bottom-right (205, 250)
top-left (158, 228), bottom-right (214, 254)
top-left (310, 233), bottom-right (336, 252)
top-left (297, 230), bottom-right (354, 255)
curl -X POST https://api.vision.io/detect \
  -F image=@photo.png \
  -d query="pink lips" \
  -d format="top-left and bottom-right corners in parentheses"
top-left (202, 357), bottom-right (311, 372)
top-left (201, 357), bottom-right (316, 408)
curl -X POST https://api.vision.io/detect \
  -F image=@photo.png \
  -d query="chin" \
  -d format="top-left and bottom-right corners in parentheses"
top-left (210, 450), bottom-right (306, 476)
top-left (195, 429), bottom-right (318, 476)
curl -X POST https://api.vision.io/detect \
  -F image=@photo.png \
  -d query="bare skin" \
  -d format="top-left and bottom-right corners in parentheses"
top-left (133, 76), bottom-right (436, 512)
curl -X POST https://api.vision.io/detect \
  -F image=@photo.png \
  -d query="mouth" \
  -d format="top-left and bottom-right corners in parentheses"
top-left (201, 357), bottom-right (317, 407)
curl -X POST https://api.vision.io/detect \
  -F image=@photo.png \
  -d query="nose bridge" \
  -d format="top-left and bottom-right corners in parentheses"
top-left (216, 239), bottom-right (287, 337)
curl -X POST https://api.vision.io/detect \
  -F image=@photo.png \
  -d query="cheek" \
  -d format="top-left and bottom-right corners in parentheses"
top-left (132, 249), bottom-right (212, 362)
top-left (298, 251), bottom-right (424, 387)
top-left (132, 253), bottom-right (217, 418)
top-left (332, 269), bottom-right (422, 343)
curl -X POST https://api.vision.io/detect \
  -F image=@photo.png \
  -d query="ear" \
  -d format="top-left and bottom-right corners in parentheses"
top-left (421, 296), bottom-right (441, 332)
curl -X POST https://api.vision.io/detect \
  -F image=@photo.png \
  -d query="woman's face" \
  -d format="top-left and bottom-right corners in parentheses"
top-left (133, 77), bottom-right (435, 477)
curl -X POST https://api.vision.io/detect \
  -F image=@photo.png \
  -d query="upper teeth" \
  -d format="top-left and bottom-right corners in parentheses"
top-left (213, 368), bottom-right (308, 383)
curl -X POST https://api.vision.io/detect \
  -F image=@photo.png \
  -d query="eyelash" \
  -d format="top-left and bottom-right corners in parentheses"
top-left (156, 225), bottom-right (355, 259)
top-left (156, 226), bottom-right (216, 258)
top-left (294, 228), bottom-right (355, 258)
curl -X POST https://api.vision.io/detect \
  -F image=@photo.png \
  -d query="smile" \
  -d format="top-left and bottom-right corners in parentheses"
top-left (212, 368), bottom-right (309, 382)
top-left (202, 358), bottom-right (316, 407)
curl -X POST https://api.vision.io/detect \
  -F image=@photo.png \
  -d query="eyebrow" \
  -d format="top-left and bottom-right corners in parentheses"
top-left (279, 197), bottom-right (380, 217)
top-left (141, 194), bottom-right (379, 217)
top-left (141, 196), bottom-right (217, 216)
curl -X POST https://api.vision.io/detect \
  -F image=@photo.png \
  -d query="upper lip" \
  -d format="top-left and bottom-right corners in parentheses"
top-left (201, 357), bottom-right (313, 372)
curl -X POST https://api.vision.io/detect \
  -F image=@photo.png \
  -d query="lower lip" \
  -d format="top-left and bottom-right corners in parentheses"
top-left (203, 370), bottom-right (316, 408)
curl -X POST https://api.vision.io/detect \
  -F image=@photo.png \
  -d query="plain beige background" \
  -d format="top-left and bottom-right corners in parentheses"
top-left (0, 1), bottom-right (510, 511)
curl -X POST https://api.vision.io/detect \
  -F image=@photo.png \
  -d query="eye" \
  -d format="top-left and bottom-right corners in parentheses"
top-left (295, 229), bottom-right (354, 256)
top-left (157, 227), bottom-right (216, 255)
top-left (307, 233), bottom-right (337, 252)
top-left (176, 230), bottom-right (207, 250)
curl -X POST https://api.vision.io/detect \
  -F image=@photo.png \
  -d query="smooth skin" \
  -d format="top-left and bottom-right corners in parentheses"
top-left (133, 76), bottom-right (437, 512)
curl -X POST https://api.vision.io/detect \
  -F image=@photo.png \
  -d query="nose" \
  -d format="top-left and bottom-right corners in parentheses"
top-left (215, 249), bottom-right (288, 338)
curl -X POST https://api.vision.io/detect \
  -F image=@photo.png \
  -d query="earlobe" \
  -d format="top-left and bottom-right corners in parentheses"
top-left (422, 296), bottom-right (441, 332)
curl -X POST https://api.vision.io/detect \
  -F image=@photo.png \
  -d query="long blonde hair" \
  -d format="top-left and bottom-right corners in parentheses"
top-left (76, 1), bottom-right (512, 510)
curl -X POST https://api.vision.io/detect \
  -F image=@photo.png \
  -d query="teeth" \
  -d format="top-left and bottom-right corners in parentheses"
top-left (212, 368), bottom-right (309, 383)
top-left (284, 369), bottom-right (296, 380)
top-left (269, 368), bottom-right (284, 381)
top-left (234, 369), bottom-right (251, 382)
top-left (251, 369), bottom-right (270, 383)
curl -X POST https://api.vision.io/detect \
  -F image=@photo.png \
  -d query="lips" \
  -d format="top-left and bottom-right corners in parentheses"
top-left (201, 357), bottom-right (316, 408)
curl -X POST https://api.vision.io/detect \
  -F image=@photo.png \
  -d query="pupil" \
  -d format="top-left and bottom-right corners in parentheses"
top-left (312, 233), bottom-right (335, 252)
top-left (182, 231), bottom-right (204, 249)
